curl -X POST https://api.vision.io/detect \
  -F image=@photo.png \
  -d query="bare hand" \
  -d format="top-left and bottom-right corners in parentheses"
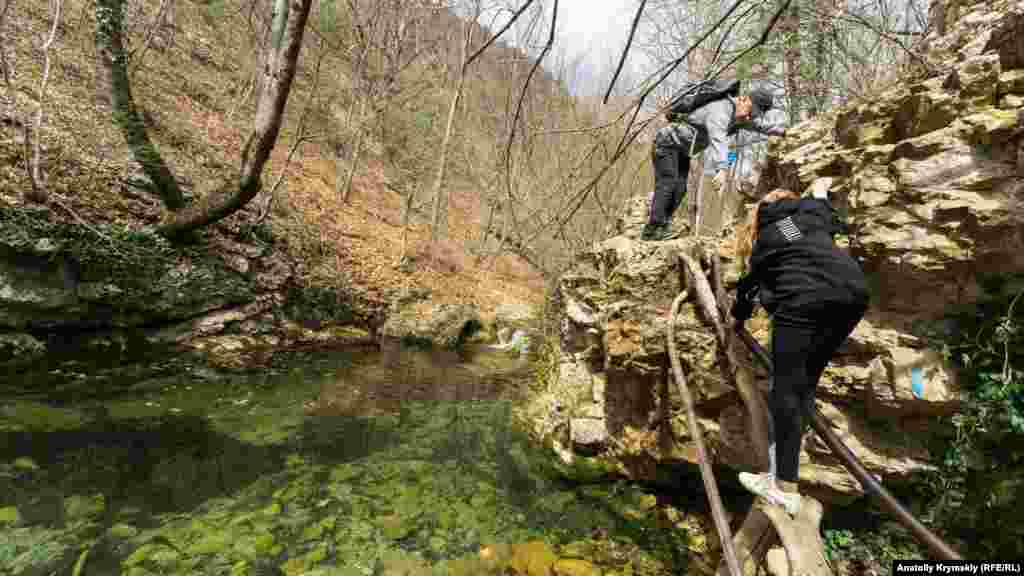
top-left (713, 170), bottom-right (727, 189)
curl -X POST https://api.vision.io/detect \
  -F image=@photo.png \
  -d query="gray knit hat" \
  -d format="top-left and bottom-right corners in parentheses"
top-left (749, 88), bottom-right (775, 116)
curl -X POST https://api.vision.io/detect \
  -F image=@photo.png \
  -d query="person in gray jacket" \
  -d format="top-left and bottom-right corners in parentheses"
top-left (642, 86), bottom-right (787, 241)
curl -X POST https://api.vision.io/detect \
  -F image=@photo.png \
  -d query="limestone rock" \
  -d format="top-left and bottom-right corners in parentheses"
top-left (380, 303), bottom-right (482, 349)
top-left (570, 418), bottom-right (608, 454)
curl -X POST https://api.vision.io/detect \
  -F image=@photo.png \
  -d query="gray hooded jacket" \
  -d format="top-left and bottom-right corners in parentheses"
top-left (659, 96), bottom-right (785, 172)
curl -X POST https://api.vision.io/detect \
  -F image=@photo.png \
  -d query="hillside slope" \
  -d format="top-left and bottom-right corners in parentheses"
top-left (1, 0), bottom-right (549, 342)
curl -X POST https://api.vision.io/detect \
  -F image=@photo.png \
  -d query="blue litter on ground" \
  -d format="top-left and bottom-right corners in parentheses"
top-left (911, 367), bottom-right (925, 399)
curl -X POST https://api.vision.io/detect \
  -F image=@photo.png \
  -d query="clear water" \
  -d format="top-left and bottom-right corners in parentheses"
top-left (0, 343), bottom-right (701, 575)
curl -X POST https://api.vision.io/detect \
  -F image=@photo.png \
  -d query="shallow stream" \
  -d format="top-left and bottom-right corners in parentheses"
top-left (0, 342), bottom-right (709, 576)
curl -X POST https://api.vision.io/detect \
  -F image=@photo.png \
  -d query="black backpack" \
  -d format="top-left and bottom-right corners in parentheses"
top-left (666, 79), bottom-right (740, 121)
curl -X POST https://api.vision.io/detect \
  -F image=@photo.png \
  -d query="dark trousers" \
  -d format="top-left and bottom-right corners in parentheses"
top-left (770, 298), bottom-right (867, 482)
top-left (648, 142), bottom-right (691, 227)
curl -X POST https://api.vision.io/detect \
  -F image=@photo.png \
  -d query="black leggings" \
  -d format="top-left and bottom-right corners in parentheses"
top-left (648, 143), bottom-right (691, 226)
top-left (770, 299), bottom-right (866, 482)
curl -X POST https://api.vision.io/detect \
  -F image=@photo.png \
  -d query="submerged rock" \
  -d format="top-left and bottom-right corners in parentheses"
top-left (0, 333), bottom-right (46, 367)
top-left (508, 540), bottom-right (558, 576)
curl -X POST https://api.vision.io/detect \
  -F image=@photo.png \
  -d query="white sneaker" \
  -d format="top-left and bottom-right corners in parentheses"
top-left (738, 472), bottom-right (802, 517)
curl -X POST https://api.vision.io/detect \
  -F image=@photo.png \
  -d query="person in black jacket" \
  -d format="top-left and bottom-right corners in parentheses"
top-left (731, 188), bottom-right (869, 516)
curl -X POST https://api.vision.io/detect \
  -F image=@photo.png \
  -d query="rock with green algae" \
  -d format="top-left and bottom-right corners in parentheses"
top-left (553, 558), bottom-right (602, 576)
top-left (377, 513), bottom-right (415, 540)
top-left (188, 529), bottom-right (234, 555)
top-left (302, 516), bottom-right (338, 541)
top-left (234, 530), bottom-right (281, 558)
top-left (63, 494), bottom-right (106, 523)
top-left (2, 402), bottom-right (90, 432)
top-left (279, 543), bottom-right (330, 576)
top-left (508, 540), bottom-right (558, 576)
top-left (12, 457), bottom-right (40, 471)
top-left (378, 550), bottom-right (432, 576)
top-left (0, 506), bottom-right (21, 526)
top-left (108, 523), bottom-right (140, 539)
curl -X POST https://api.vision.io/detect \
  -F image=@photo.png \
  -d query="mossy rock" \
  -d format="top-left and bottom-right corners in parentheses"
top-left (188, 530), bottom-right (234, 555)
top-left (108, 523), bottom-right (140, 539)
top-left (0, 506), bottom-right (21, 526)
top-left (12, 457), bottom-right (40, 471)
top-left (0, 205), bottom-right (253, 330)
top-left (377, 513), bottom-right (415, 540)
top-left (508, 541), bottom-right (558, 576)
top-left (553, 558), bottom-right (602, 576)
top-left (2, 402), bottom-right (90, 432)
top-left (280, 544), bottom-right (329, 576)
top-left (63, 494), bottom-right (106, 523)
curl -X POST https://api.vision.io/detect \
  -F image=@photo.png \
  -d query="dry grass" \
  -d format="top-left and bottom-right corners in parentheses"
top-left (1, 0), bottom-right (544, 319)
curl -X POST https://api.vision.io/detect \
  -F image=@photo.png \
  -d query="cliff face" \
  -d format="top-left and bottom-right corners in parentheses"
top-left (762, 0), bottom-right (1024, 330)
top-left (520, 0), bottom-right (1024, 506)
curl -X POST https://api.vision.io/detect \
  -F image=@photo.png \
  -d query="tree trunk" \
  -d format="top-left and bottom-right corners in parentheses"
top-left (429, 19), bottom-right (472, 242)
top-left (341, 94), bottom-right (367, 203)
top-left (157, 0), bottom-right (313, 238)
top-left (782, 1), bottom-right (802, 124)
top-left (96, 0), bottom-right (185, 210)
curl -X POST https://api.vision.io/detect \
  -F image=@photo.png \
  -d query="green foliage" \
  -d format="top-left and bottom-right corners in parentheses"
top-left (529, 332), bottom-right (560, 394)
top-left (318, 0), bottom-right (337, 34)
top-left (283, 283), bottom-right (356, 326)
top-left (821, 523), bottom-right (920, 569)
top-left (414, 110), bottom-right (435, 132)
top-left (914, 279), bottom-right (1024, 557)
top-left (205, 0), bottom-right (226, 21)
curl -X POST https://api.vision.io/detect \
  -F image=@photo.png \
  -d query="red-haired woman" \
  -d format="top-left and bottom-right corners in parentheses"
top-left (731, 188), bottom-right (869, 516)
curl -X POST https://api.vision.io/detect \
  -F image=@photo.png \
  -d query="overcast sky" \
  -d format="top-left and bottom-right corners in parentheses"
top-left (480, 0), bottom-right (650, 96)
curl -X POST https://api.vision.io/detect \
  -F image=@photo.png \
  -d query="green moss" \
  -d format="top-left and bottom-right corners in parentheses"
top-left (108, 523), bottom-right (140, 539)
top-left (0, 506), bottom-right (21, 526)
top-left (12, 457), bottom-right (40, 471)
top-left (188, 530), bottom-right (233, 555)
top-left (123, 544), bottom-right (155, 568)
top-left (4, 402), bottom-right (89, 432)
top-left (64, 494), bottom-right (106, 522)
top-left (253, 531), bottom-right (279, 555)
top-left (230, 560), bottom-right (251, 576)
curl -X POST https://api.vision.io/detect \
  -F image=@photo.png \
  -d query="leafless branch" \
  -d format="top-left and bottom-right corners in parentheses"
top-left (463, 0), bottom-right (537, 69)
top-left (257, 37), bottom-right (327, 225)
top-left (0, 0), bottom-right (13, 91)
top-left (27, 0), bottom-right (64, 202)
top-left (128, 0), bottom-right (174, 76)
top-left (602, 0), bottom-right (647, 104)
top-left (501, 0), bottom-right (557, 208)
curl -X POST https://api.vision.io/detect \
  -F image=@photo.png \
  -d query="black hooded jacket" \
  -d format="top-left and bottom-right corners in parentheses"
top-left (735, 197), bottom-right (868, 317)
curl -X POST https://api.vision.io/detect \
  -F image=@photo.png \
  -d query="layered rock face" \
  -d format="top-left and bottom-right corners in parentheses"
top-left (521, 0), bottom-right (1024, 504)
top-left (0, 205), bottom-right (373, 373)
top-left (762, 0), bottom-right (1024, 329)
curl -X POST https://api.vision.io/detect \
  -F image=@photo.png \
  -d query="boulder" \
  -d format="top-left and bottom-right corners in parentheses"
top-left (380, 303), bottom-right (482, 349)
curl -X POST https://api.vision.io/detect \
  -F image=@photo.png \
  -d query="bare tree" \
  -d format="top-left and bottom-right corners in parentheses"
top-left (157, 0), bottom-right (313, 238)
top-left (127, 0), bottom-right (175, 77)
top-left (429, 4), bottom-right (477, 241)
top-left (25, 0), bottom-right (64, 202)
top-left (0, 0), bottom-right (13, 94)
top-left (93, 0), bottom-right (313, 237)
top-left (337, 0), bottom-right (441, 203)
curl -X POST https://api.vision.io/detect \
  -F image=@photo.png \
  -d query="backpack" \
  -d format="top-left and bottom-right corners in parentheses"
top-left (666, 79), bottom-right (740, 122)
